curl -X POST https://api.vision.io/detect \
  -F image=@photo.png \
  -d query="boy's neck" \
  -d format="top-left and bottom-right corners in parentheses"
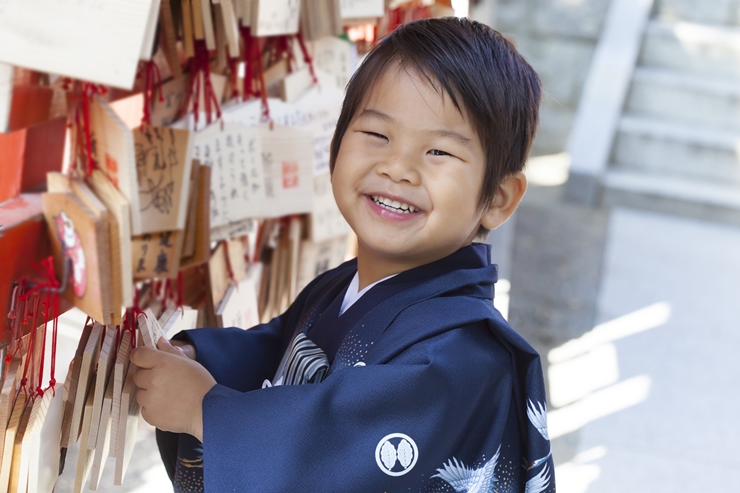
top-left (355, 241), bottom-right (468, 291)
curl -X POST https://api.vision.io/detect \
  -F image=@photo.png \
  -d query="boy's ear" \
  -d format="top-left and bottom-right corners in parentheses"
top-left (479, 172), bottom-right (527, 230)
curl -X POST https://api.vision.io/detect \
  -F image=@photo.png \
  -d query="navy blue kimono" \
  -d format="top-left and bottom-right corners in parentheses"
top-left (160, 244), bottom-right (555, 493)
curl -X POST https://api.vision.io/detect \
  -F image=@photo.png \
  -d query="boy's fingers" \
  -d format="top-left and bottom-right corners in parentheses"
top-left (170, 340), bottom-right (197, 360)
top-left (129, 347), bottom-right (159, 369)
top-left (133, 367), bottom-right (152, 390)
top-left (135, 388), bottom-right (148, 407)
top-left (157, 336), bottom-right (185, 357)
top-left (140, 404), bottom-right (154, 427)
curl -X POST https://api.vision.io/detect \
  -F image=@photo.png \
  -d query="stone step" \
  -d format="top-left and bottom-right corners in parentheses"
top-left (640, 20), bottom-right (740, 78)
top-left (626, 67), bottom-right (740, 131)
top-left (611, 115), bottom-right (740, 185)
top-left (656, 0), bottom-right (740, 27)
top-left (603, 168), bottom-right (740, 226)
top-left (656, 0), bottom-right (740, 25)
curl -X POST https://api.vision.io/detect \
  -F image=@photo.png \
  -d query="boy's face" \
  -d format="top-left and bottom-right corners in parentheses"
top-left (332, 67), bottom-right (489, 265)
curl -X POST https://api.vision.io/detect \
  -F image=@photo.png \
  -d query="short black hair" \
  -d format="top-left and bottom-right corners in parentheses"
top-left (329, 17), bottom-right (541, 237)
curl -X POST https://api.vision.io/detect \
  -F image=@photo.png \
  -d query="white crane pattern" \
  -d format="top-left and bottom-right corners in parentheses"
top-left (431, 399), bottom-right (553, 493)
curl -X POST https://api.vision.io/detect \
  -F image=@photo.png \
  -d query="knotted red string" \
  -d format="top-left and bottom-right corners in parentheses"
top-left (228, 57), bottom-right (241, 99)
top-left (240, 27), bottom-right (259, 100)
top-left (222, 240), bottom-right (237, 284)
top-left (163, 279), bottom-right (173, 307)
top-left (295, 32), bottom-right (318, 86)
top-left (10, 280), bottom-right (27, 362)
top-left (272, 35), bottom-right (296, 73)
top-left (141, 60), bottom-right (165, 127)
top-left (36, 257), bottom-right (61, 395)
top-left (5, 286), bottom-right (20, 364)
top-left (45, 292), bottom-right (60, 396)
top-left (80, 83), bottom-right (109, 176)
top-left (123, 309), bottom-right (138, 349)
top-left (186, 40), bottom-right (222, 130)
top-left (18, 292), bottom-right (40, 399)
top-left (254, 39), bottom-right (272, 124)
top-left (12, 257), bottom-right (60, 397)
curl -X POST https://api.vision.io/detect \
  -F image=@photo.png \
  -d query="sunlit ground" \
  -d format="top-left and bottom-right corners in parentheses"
top-left (549, 208), bottom-right (740, 492)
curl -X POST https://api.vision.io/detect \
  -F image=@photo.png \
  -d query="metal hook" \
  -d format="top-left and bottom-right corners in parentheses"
top-left (48, 256), bottom-right (71, 294)
top-left (26, 257), bottom-right (71, 295)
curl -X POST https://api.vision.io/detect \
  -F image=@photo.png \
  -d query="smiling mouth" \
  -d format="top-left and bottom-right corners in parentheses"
top-left (370, 195), bottom-right (421, 214)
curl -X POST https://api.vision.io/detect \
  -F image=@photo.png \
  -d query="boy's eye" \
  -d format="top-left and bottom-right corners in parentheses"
top-left (429, 149), bottom-right (451, 157)
top-left (363, 131), bottom-right (387, 141)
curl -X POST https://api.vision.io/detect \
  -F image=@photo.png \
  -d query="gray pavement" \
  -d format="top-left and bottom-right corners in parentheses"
top-left (508, 182), bottom-right (740, 492)
top-left (552, 207), bottom-right (740, 492)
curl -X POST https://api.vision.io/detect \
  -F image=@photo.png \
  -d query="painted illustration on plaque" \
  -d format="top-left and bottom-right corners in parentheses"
top-left (54, 211), bottom-right (87, 297)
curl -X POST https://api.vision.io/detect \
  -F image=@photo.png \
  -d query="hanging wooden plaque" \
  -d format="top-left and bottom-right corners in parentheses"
top-left (60, 323), bottom-right (92, 449)
top-left (87, 325), bottom-right (119, 451)
top-left (73, 389), bottom-right (96, 493)
top-left (66, 323), bottom-right (104, 448)
top-left (42, 193), bottom-right (114, 324)
top-left (114, 365), bottom-right (140, 485)
top-left (109, 331), bottom-right (132, 459)
top-left (24, 383), bottom-right (63, 493)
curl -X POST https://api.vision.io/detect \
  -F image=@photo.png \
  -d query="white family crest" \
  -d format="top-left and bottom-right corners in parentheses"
top-left (375, 433), bottom-right (418, 476)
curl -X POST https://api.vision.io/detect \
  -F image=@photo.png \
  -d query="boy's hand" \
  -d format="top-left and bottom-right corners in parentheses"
top-left (130, 337), bottom-right (217, 442)
top-left (170, 339), bottom-right (197, 360)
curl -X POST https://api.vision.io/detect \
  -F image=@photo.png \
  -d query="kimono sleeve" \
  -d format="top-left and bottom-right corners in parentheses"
top-left (182, 314), bottom-right (288, 392)
top-left (201, 324), bottom-right (519, 492)
top-left (176, 261), bottom-right (351, 393)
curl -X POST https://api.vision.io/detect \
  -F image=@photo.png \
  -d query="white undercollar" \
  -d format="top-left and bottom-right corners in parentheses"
top-left (339, 271), bottom-right (397, 315)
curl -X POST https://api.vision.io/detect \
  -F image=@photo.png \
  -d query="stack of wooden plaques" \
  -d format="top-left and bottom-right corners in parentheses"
top-left (0, 322), bottom-right (64, 493)
top-left (60, 322), bottom-right (141, 490)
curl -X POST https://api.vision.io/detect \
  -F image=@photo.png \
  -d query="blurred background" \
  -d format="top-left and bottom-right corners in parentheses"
top-left (476, 0), bottom-right (740, 491)
top-left (3, 0), bottom-right (737, 491)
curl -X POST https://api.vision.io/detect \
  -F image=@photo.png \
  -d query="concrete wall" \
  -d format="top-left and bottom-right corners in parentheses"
top-left (473, 0), bottom-right (612, 156)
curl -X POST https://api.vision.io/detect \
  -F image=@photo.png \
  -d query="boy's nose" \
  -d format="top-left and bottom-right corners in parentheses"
top-left (375, 150), bottom-right (422, 185)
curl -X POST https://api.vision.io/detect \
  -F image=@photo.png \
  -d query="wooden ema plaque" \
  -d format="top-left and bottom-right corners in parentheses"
top-left (109, 331), bottom-right (132, 459)
top-left (66, 323), bottom-right (103, 449)
top-left (114, 365), bottom-right (140, 485)
top-left (86, 325), bottom-right (118, 451)
top-left (42, 193), bottom-right (115, 324)
top-left (23, 383), bottom-right (64, 493)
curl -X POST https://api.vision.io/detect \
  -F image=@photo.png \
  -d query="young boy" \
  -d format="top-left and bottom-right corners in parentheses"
top-left (131, 17), bottom-right (554, 493)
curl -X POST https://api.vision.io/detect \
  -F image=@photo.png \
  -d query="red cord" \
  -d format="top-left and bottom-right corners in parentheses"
top-left (296, 32), bottom-right (318, 86)
top-left (46, 291), bottom-right (59, 396)
top-left (254, 39), bottom-right (271, 124)
top-left (222, 240), bottom-right (237, 283)
top-left (228, 57), bottom-right (240, 99)
top-left (141, 60), bottom-right (165, 127)
top-left (240, 27), bottom-right (257, 100)
top-left (80, 83), bottom-right (108, 176)
top-left (187, 40), bottom-right (222, 131)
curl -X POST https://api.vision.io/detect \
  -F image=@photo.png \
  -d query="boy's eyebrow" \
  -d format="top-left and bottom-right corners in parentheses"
top-left (359, 109), bottom-right (474, 148)
top-left (428, 129), bottom-right (473, 148)
top-left (357, 108), bottom-right (394, 123)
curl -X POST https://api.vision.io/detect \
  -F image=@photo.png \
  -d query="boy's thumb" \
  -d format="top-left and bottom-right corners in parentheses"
top-left (157, 336), bottom-right (182, 356)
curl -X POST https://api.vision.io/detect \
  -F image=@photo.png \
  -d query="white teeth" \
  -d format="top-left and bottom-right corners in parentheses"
top-left (371, 195), bottom-right (419, 214)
